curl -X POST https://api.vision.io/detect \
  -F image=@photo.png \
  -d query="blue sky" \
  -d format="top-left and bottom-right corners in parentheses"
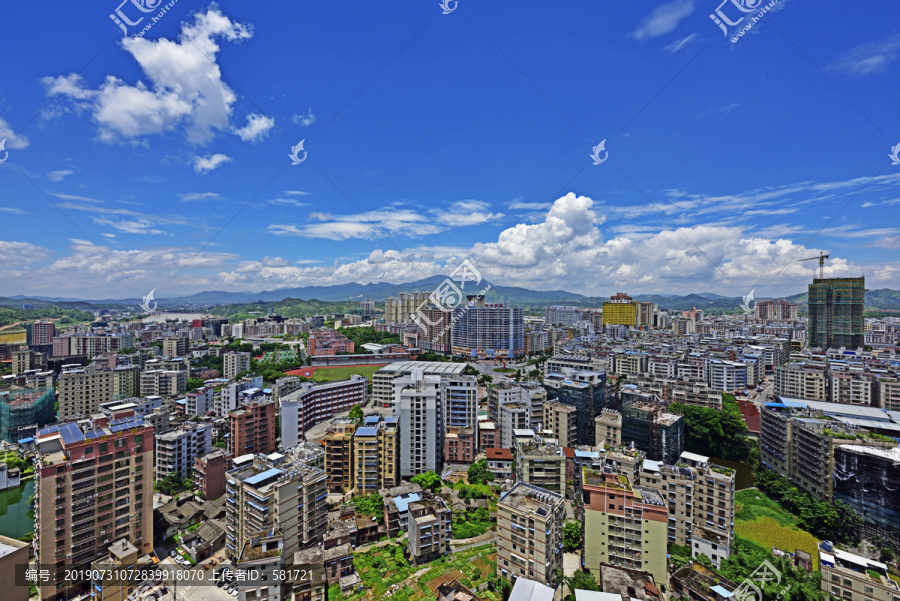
top-left (0, 0), bottom-right (898, 300)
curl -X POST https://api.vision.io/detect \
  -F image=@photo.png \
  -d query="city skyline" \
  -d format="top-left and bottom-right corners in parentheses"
top-left (0, 2), bottom-right (898, 299)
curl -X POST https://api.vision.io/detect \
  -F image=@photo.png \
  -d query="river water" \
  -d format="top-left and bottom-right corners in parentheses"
top-left (0, 480), bottom-right (34, 540)
top-left (709, 457), bottom-right (755, 490)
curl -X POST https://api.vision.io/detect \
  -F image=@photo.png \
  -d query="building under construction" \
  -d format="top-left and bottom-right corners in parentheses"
top-left (0, 387), bottom-right (55, 443)
top-left (621, 391), bottom-right (684, 464)
top-left (807, 276), bottom-right (865, 349)
top-left (833, 444), bottom-right (900, 551)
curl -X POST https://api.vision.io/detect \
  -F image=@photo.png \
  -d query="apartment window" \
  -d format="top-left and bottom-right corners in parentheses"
top-left (99, 443), bottom-right (108, 452)
top-left (84, 446), bottom-right (93, 454)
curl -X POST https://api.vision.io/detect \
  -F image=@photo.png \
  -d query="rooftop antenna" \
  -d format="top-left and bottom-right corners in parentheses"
top-left (798, 251), bottom-right (830, 280)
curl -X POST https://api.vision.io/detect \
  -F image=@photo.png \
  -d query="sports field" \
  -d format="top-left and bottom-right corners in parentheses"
top-left (285, 364), bottom-right (386, 382)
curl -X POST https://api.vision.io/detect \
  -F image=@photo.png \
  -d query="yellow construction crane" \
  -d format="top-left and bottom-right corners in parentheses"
top-left (799, 251), bottom-right (830, 280)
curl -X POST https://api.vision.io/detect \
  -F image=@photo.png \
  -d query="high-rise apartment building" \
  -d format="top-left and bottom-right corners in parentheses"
top-left (760, 400), bottom-right (895, 502)
top-left (773, 363), bottom-right (827, 401)
top-left (57, 365), bottom-right (141, 419)
top-left (161, 336), bottom-right (189, 358)
top-left (394, 369), bottom-right (444, 477)
top-left (384, 292), bottom-right (431, 324)
top-left (602, 293), bottom-right (637, 326)
top-left (224, 351), bottom-right (251, 379)
top-left (352, 415), bottom-right (400, 495)
top-left (543, 370), bottom-right (607, 446)
top-left (496, 482), bottom-right (564, 585)
top-left (415, 305), bottom-right (453, 354)
top-left (155, 422), bottom-right (212, 480)
top-left (638, 451), bottom-right (736, 567)
top-left (544, 306), bottom-right (581, 327)
top-left (34, 414), bottom-right (153, 600)
top-left (229, 400), bottom-right (276, 457)
top-left (594, 409), bottom-right (622, 448)
top-left (513, 435), bottom-right (566, 495)
top-left (225, 453), bottom-right (327, 562)
top-left (451, 296), bottom-right (524, 360)
top-left (371, 361), bottom-right (468, 408)
top-left (621, 393), bottom-right (684, 464)
top-left (27, 320), bottom-right (56, 346)
top-left (542, 402), bottom-right (577, 449)
top-left (808, 276), bottom-right (865, 349)
top-left (139, 368), bottom-right (185, 398)
top-left (322, 418), bottom-right (357, 493)
top-left (582, 469), bottom-right (667, 588)
top-left (279, 376), bottom-right (367, 449)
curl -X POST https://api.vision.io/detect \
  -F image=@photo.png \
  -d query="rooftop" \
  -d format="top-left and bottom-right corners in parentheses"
top-left (498, 481), bottom-right (563, 515)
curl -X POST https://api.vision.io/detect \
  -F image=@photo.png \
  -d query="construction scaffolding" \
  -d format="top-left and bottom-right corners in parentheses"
top-left (833, 445), bottom-right (900, 552)
top-left (0, 387), bottom-right (55, 443)
top-left (621, 393), bottom-right (684, 464)
top-left (808, 276), bottom-right (865, 349)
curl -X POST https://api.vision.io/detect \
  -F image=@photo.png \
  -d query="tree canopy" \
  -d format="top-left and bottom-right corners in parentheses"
top-left (467, 459), bottom-right (495, 485)
top-left (670, 393), bottom-right (753, 461)
top-left (410, 471), bottom-right (442, 493)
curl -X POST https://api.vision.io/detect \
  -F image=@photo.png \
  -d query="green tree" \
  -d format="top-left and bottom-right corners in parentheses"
top-left (186, 377), bottom-right (206, 392)
top-left (467, 459), bottom-right (495, 485)
top-left (348, 405), bottom-right (364, 421)
top-left (563, 521), bottom-right (583, 552)
top-left (410, 471), bottom-right (442, 493)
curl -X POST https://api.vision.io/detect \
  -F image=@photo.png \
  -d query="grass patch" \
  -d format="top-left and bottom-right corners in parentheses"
top-left (354, 542), bottom-right (496, 601)
top-left (312, 364), bottom-right (385, 383)
top-left (735, 490), bottom-right (820, 569)
top-left (491, 368), bottom-right (515, 374)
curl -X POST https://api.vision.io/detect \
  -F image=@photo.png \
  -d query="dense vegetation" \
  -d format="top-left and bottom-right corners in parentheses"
top-left (563, 521), bottom-right (583, 552)
top-left (0, 305), bottom-right (95, 329)
top-left (351, 494), bottom-right (385, 523)
top-left (467, 459), bottom-right (495, 485)
top-left (671, 393), bottom-right (754, 461)
top-left (410, 471), bottom-right (442, 492)
top-left (211, 298), bottom-right (359, 320)
top-left (719, 537), bottom-right (824, 601)
top-left (755, 469), bottom-right (861, 544)
top-left (154, 472), bottom-right (192, 495)
top-left (452, 507), bottom-right (492, 539)
top-left (339, 326), bottom-right (400, 347)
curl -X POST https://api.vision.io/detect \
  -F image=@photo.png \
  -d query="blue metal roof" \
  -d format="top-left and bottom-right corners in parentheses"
top-left (393, 492), bottom-right (421, 514)
top-left (355, 427), bottom-right (378, 436)
top-left (244, 467), bottom-right (282, 486)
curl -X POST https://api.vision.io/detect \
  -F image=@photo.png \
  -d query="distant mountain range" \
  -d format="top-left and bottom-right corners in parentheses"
top-left (4, 280), bottom-right (900, 312)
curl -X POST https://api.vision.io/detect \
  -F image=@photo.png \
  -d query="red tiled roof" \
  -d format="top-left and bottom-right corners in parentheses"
top-left (562, 447), bottom-right (575, 459)
top-left (487, 448), bottom-right (513, 460)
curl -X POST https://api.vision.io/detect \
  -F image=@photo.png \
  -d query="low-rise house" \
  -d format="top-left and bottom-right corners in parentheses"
top-left (325, 543), bottom-right (355, 584)
top-left (486, 448), bottom-right (513, 480)
top-left (408, 497), bottom-right (451, 564)
top-left (180, 521), bottom-right (225, 563)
